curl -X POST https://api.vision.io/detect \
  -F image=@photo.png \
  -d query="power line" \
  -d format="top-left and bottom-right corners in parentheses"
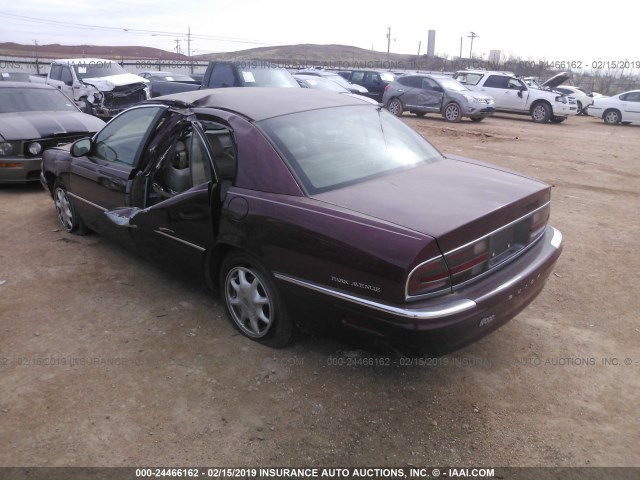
top-left (0, 12), bottom-right (285, 46)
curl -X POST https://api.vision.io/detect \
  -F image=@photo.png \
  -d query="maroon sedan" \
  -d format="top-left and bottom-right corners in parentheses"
top-left (41, 88), bottom-right (562, 354)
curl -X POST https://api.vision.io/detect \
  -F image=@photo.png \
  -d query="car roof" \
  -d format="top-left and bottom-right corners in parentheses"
top-left (151, 87), bottom-right (373, 121)
top-left (458, 70), bottom-right (515, 76)
top-left (0, 81), bottom-right (55, 90)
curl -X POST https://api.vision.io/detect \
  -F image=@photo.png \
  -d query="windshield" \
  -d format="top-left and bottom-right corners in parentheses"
top-left (437, 77), bottom-right (469, 92)
top-left (238, 67), bottom-right (298, 88)
top-left (322, 74), bottom-right (353, 89)
top-left (296, 76), bottom-right (348, 93)
top-left (380, 72), bottom-right (395, 82)
top-left (0, 87), bottom-right (79, 113)
top-left (72, 61), bottom-right (127, 79)
top-left (259, 106), bottom-right (442, 194)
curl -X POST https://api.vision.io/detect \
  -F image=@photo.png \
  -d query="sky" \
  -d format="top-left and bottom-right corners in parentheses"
top-left (1, 0), bottom-right (638, 68)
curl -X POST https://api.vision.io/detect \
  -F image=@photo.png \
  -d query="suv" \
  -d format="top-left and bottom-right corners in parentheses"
top-left (453, 70), bottom-right (577, 123)
top-left (382, 74), bottom-right (495, 122)
top-left (341, 70), bottom-right (395, 101)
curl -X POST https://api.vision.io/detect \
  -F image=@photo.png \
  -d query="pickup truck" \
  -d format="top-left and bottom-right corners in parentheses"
top-left (30, 58), bottom-right (150, 117)
top-left (453, 70), bottom-right (577, 123)
top-left (150, 61), bottom-right (299, 97)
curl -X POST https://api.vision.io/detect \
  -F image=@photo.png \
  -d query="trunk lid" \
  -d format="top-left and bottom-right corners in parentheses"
top-left (312, 155), bottom-right (550, 254)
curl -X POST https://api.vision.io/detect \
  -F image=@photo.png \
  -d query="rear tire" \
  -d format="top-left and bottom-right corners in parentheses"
top-left (470, 117), bottom-right (484, 122)
top-left (603, 109), bottom-right (621, 125)
top-left (387, 98), bottom-right (404, 117)
top-left (220, 252), bottom-right (293, 348)
top-left (53, 179), bottom-right (88, 235)
top-left (576, 101), bottom-right (583, 115)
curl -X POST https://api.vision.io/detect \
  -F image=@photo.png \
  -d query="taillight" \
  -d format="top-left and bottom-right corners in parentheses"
top-left (446, 239), bottom-right (490, 285)
top-left (529, 204), bottom-right (550, 241)
top-left (407, 256), bottom-right (451, 297)
top-left (384, 85), bottom-right (390, 91)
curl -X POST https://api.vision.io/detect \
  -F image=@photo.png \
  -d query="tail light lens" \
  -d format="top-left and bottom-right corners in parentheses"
top-left (407, 256), bottom-right (451, 297)
top-left (384, 85), bottom-right (390, 91)
top-left (446, 239), bottom-right (490, 285)
top-left (529, 204), bottom-right (550, 241)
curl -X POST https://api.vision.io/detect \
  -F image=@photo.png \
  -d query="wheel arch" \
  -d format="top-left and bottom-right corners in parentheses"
top-left (529, 99), bottom-right (552, 115)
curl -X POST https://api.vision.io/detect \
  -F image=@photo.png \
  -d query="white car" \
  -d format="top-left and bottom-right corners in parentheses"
top-left (588, 90), bottom-right (640, 125)
top-left (553, 86), bottom-right (593, 115)
top-left (454, 70), bottom-right (578, 123)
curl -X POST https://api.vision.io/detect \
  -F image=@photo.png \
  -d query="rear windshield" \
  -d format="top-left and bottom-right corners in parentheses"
top-left (238, 67), bottom-right (298, 88)
top-left (258, 105), bottom-right (442, 194)
top-left (0, 87), bottom-right (79, 113)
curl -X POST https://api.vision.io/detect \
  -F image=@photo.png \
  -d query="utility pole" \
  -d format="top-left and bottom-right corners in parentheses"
top-left (187, 27), bottom-right (192, 73)
top-left (417, 41), bottom-right (421, 56)
top-left (33, 40), bottom-right (40, 74)
top-left (468, 31), bottom-right (479, 60)
top-left (459, 37), bottom-right (463, 60)
top-left (386, 27), bottom-right (391, 62)
top-left (174, 38), bottom-right (181, 58)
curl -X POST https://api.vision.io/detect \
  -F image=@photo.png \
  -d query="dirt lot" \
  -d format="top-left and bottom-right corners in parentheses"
top-left (0, 113), bottom-right (638, 470)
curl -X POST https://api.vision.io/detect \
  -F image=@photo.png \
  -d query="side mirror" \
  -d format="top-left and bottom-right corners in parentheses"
top-left (71, 138), bottom-right (92, 157)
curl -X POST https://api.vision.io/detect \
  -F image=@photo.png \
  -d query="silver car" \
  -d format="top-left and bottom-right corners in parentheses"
top-left (383, 74), bottom-right (495, 122)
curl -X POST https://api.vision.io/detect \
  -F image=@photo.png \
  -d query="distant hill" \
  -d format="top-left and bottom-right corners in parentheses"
top-left (0, 42), bottom-right (188, 60)
top-left (197, 43), bottom-right (415, 64)
top-left (0, 42), bottom-right (428, 69)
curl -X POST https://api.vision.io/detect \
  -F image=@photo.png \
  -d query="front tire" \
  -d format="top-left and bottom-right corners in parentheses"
top-left (576, 101), bottom-right (583, 115)
top-left (603, 109), bottom-right (621, 125)
top-left (53, 179), bottom-right (87, 235)
top-left (220, 252), bottom-right (293, 348)
top-left (387, 98), bottom-right (404, 117)
top-left (443, 102), bottom-right (462, 122)
top-left (531, 102), bottom-right (551, 123)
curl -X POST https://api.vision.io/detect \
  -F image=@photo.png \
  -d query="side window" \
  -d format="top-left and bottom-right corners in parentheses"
top-left (422, 78), bottom-right (440, 91)
top-left (622, 92), bottom-right (640, 102)
top-left (50, 64), bottom-right (62, 81)
top-left (508, 78), bottom-right (524, 90)
top-left (483, 75), bottom-right (510, 89)
top-left (365, 72), bottom-right (381, 84)
top-left (60, 66), bottom-right (73, 86)
top-left (350, 71), bottom-right (365, 82)
top-left (160, 125), bottom-right (213, 195)
top-left (200, 121), bottom-right (237, 182)
top-left (94, 106), bottom-right (166, 166)
top-left (398, 76), bottom-right (419, 88)
top-left (209, 64), bottom-right (236, 88)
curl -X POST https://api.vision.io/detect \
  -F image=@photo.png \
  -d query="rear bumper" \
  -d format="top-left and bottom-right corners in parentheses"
top-left (0, 157), bottom-right (42, 183)
top-left (276, 226), bottom-right (562, 354)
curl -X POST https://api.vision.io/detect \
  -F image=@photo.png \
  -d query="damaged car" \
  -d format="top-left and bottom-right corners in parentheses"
top-left (30, 58), bottom-right (150, 117)
top-left (41, 88), bottom-right (562, 354)
top-left (0, 82), bottom-right (105, 184)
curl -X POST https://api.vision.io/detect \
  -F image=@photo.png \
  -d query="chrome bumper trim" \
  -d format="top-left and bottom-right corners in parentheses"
top-left (273, 273), bottom-right (476, 320)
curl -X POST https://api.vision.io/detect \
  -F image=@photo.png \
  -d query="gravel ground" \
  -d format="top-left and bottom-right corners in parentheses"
top-left (0, 113), bottom-right (638, 471)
